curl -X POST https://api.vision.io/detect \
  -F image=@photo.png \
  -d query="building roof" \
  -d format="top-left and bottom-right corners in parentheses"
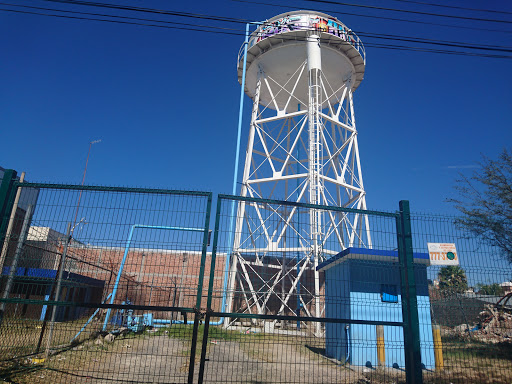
top-left (1, 266), bottom-right (105, 287)
top-left (317, 247), bottom-right (430, 272)
top-left (27, 226), bottom-right (62, 242)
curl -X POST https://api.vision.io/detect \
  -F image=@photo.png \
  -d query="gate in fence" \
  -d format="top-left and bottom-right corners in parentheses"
top-left (0, 176), bottom-right (511, 384)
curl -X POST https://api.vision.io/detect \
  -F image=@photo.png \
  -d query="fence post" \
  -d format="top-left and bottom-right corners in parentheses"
top-left (397, 200), bottom-right (423, 384)
top-left (45, 222), bottom-right (72, 358)
top-left (0, 170), bottom-right (18, 247)
top-left (0, 204), bottom-right (32, 326)
top-left (0, 173), bottom-right (25, 274)
top-left (197, 196), bottom-right (223, 384)
top-left (187, 192), bottom-right (213, 384)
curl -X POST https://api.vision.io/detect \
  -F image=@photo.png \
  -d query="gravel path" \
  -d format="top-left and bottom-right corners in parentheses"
top-left (24, 334), bottom-right (365, 383)
top-left (200, 339), bottom-right (363, 383)
top-left (54, 336), bottom-right (190, 384)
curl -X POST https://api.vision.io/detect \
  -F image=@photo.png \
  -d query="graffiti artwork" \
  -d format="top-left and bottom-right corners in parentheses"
top-left (250, 14), bottom-right (357, 48)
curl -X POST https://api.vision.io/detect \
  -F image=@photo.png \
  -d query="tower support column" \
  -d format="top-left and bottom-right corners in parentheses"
top-left (224, 74), bottom-right (263, 326)
top-left (229, 13), bottom-right (370, 333)
top-left (307, 33), bottom-right (323, 336)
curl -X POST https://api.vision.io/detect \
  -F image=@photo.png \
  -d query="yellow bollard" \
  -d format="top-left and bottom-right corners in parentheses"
top-left (432, 324), bottom-right (444, 370)
top-left (376, 325), bottom-right (385, 368)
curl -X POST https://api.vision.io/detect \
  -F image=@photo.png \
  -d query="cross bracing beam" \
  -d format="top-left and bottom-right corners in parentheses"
top-left (227, 36), bottom-right (371, 331)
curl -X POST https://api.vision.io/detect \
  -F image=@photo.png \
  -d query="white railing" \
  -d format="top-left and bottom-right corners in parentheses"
top-left (237, 16), bottom-right (366, 69)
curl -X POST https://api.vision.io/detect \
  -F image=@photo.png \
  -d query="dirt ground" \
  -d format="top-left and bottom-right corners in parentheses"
top-left (2, 327), bottom-right (511, 384)
top-left (2, 331), bottom-right (369, 384)
top-left (200, 339), bottom-right (364, 383)
top-left (66, 336), bottom-right (189, 383)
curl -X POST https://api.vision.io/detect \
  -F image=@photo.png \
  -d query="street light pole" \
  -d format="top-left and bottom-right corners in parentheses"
top-left (72, 139), bottom-right (101, 234)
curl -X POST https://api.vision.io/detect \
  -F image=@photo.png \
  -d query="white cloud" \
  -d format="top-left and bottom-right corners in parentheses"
top-left (444, 165), bottom-right (480, 170)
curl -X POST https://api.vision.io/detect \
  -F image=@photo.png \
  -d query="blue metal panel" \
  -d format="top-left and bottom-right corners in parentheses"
top-left (25, 268), bottom-right (57, 278)
top-left (350, 291), bottom-right (405, 367)
top-left (383, 324), bottom-right (405, 367)
top-left (381, 284), bottom-right (398, 303)
top-left (350, 324), bottom-right (377, 367)
top-left (325, 262), bottom-right (350, 362)
top-left (417, 295), bottom-right (435, 369)
top-left (323, 253), bottom-right (435, 369)
top-left (40, 294), bottom-right (50, 321)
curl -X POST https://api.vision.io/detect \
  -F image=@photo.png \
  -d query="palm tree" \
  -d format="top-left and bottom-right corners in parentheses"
top-left (438, 266), bottom-right (468, 294)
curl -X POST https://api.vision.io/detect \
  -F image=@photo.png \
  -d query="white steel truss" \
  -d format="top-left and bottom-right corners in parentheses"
top-left (226, 35), bottom-right (371, 333)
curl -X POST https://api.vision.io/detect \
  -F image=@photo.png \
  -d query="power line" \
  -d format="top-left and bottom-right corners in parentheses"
top-left (0, 7), bottom-right (243, 35)
top-left (43, 0), bottom-right (512, 25)
top-left (39, 0), bottom-right (512, 31)
top-left (300, 0), bottom-right (512, 24)
top-left (36, 0), bottom-right (512, 34)
top-left (10, 0), bottom-right (512, 52)
top-left (382, 0), bottom-right (512, 17)
top-left (39, 0), bottom-right (253, 24)
top-left (232, 0), bottom-right (512, 34)
top-left (363, 42), bottom-right (511, 59)
top-left (7, 3), bottom-right (512, 53)
top-left (2, 4), bottom-right (512, 59)
top-left (28, 0), bottom-right (512, 51)
top-left (357, 31), bottom-right (512, 53)
top-left (0, 2), bottom-right (242, 33)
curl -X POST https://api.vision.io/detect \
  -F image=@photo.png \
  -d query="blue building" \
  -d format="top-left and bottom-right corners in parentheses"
top-left (318, 247), bottom-right (435, 369)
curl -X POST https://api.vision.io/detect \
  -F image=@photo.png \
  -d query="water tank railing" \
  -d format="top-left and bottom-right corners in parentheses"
top-left (237, 42), bottom-right (247, 70)
top-left (237, 23), bottom-right (366, 69)
top-left (353, 33), bottom-right (366, 65)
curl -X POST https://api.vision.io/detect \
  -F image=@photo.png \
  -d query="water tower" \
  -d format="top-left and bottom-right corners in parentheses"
top-left (226, 11), bottom-right (371, 333)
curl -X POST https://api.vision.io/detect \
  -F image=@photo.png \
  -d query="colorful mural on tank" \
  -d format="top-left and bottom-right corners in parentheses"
top-left (249, 14), bottom-right (358, 49)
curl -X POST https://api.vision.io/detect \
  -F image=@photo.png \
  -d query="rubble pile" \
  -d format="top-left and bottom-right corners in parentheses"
top-left (448, 303), bottom-right (512, 344)
top-left (472, 305), bottom-right (512, 343)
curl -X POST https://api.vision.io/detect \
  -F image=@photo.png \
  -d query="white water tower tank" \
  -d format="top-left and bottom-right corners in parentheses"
top-left (237, 10), bottom-right (366, 112)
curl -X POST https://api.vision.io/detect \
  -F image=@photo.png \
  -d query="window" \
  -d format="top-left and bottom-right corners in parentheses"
top-left (381, 284), bottom-right (398, 303)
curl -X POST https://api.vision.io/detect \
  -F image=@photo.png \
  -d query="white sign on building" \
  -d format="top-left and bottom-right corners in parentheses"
top-left (427, 243), bottom-right (459, 266)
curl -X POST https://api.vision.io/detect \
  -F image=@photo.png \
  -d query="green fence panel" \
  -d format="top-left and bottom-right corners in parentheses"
top-left (410, 212), bottom-right (512, 384)
top-left (198, 194), bottom-right (423, 384)
top-left (3, 186), bottom-right (507, 383)
top-left (397, 201), bottom-right (423, 384)
top-left (0, 183), bottom-right (212, 384)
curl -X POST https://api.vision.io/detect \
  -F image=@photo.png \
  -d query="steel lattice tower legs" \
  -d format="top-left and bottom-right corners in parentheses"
top-left (226, 33), bottom-right (371, 332)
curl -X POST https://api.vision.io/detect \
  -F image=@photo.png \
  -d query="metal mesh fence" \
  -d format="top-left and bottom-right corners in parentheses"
top-left (0, 183), bottom-right (212, 384)
top-left (0, 183), bottom-right (510, 384)
top-left (411, 213), bottom-right (512, 384)
top-left (198, 195), bottom-right (419, 384)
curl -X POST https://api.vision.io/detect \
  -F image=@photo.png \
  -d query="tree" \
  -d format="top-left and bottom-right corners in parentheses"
top-left (448, 149), bottom-right (512, 263)
top-left (476, 283), bottom-right (504, 296)
top-left (438, 265), bottom-right (468, 293)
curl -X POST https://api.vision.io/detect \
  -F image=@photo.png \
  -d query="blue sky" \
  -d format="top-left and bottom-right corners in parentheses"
top-left (1, 0), bottom-right (511, 214)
